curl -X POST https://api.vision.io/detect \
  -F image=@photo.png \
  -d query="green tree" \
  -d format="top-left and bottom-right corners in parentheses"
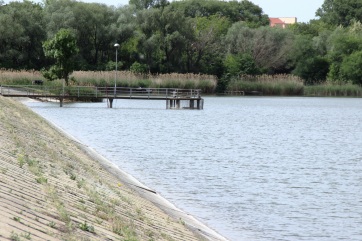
top-left (113, 5), bottom-right (139, 70)
top-left (316, 0), bottom-right (362, 27)
top-left (72, 2), bottom-right (118, 69)
top-left (0, 1), bottom-right (46, 69)
top-left (312, 30), bottom-right (332, 57)
top-left (326, 26), bottom-right (362, 81)
top-left (293, 56), bottom-right (329, 84)
top-left (43, 0), bottom-right (77, 37)
top-left (186, 15), bottom-right (230, 73)
top-left (42, 29), bottom-right (79, 85)
top-left (129, 0), bottom-right (169, 10)
top-left (130, 61), bottom-right (148, 75)
top-left (290, 31), bottom-right (332, 84)
top-left (225, 23), bottom-right (294, 73)
top-left (349, 19), bottom-right (362, 33)
top-left (136, 6), bottom-right (193, 73)
top-left (170, 0), bottom-right (269, 27)
top-left (289, 20), bottom-right (333, 37)
top-left (44, 0), bottom-right (119, 70)
top-left (223, 53), bottom-right (260, 76)
top-left (340, 51), bottom-right (362, 84)
top-left (129, 0), bottom-right (154, 10)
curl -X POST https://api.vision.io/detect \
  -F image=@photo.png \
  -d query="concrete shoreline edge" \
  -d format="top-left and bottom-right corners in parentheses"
top-left (21, 98), bottom-right (228, 241)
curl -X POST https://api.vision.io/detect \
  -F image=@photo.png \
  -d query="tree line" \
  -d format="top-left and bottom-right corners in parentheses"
top-left (1, 0), bottom-right (362, 88)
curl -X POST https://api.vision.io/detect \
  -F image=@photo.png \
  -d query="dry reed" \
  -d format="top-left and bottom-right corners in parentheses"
top-left (70, 71), bottom-right (217, 92)
top-left (304, 82), bottom-right (362, 97)
top-left (227, 74), bottom-right (304, 96)
top-left (0, 69), bottom-right (43, 85)
top-left (240, 74), bottom-right (304, 83)
top-left (0, 70), bottom-right (216, 92)
top-left (2, 70), bottom-right (361, 96)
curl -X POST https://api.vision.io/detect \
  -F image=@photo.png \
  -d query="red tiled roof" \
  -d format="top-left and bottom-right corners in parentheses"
top-left (269, 18), bottom-right (285, 25)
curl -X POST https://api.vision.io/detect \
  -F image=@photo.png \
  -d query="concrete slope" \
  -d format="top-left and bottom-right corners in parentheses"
top-left (0, 96), bottom-right (206, 241)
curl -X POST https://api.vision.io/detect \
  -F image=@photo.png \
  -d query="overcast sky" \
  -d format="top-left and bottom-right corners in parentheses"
top-left (4, 0), bottom-right (326, 23)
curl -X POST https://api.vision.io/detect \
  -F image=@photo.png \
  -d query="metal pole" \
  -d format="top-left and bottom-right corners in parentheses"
top-left (114, 43), bottom-right (120, 97)
top-left (114, 48), bottom-right (117, 97)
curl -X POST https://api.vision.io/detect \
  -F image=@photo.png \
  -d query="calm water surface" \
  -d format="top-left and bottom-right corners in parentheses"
top-left (27, 97), bottom-right (362, 241)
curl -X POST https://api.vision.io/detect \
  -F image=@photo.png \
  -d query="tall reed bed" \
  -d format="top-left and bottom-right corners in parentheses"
top-left (71, 71), bottom-right (217, 93)
top-left (2, 70), bottom-right (362, 97)
top-left (227, 74), bottom-right (304, 96)
top-left (0, 70), bottom-right (217, 93)
top-left (304, 82), bottom-right (362, 97)
top-left (0, 69), bottom-right (43, 85)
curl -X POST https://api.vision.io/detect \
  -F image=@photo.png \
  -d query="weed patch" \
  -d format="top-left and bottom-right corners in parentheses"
top-left (79, 221), bottom-right (95, 233)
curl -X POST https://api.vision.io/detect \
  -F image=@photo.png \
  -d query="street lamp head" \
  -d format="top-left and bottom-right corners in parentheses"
top-left (114, 43), bottom-right (120, 48)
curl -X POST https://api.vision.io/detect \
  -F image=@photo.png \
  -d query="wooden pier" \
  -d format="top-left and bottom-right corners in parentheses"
top-left (0, 85), bottom-right (204, 109)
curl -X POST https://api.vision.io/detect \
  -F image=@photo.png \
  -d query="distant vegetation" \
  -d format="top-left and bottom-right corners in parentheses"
top-left (1, 0), bottom-right (362, 95)
top-left (224, 75), bottom-right (304, 96)
top-left (0, 70), bottom-right (217, 93)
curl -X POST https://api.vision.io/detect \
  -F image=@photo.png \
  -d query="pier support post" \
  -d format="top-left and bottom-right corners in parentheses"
top-left (167, 99), bottom-right (203, 110)
top-left (168, 99), bottom-right (181, 109)
top-left (189, 100), bottom-right (195, 109)
top-left (60, 97), bottom-right (63, 107)
top-left (169, 99), bottom-right (175, 109)
top-left (108, 98), bottom-right (114, 108)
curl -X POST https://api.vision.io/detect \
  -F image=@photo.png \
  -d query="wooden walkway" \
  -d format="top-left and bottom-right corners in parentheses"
top-left (0, 85), bottom-right (204, 109)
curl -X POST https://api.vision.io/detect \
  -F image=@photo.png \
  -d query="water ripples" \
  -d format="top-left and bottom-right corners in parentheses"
top-left (28, 97), bottom-right (362, 241)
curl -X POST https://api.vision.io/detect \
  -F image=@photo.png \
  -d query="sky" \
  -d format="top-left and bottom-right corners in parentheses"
top-left (3, 0), bottom-right (326, 23)
top-left (80, 0), bottom-right (326, 23)
top-left (249, 0), bottom-right (325, 23)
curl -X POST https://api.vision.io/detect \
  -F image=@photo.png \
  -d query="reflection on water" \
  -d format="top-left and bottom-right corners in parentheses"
top-left (27, 97), bottom-right (362, 241)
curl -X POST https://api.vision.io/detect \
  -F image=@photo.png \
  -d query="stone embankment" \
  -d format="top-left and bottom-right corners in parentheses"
top-left (0, 96), bottom-right (206, 240)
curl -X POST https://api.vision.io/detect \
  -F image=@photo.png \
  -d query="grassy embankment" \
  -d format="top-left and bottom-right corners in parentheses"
top-left (1, 69), bottom-right (362, 96)
top-left (0, 96), bottom-right (204, 240)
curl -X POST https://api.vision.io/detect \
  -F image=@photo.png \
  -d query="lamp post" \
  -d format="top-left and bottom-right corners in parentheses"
top-left (114, 43), bottom-right (120, 97)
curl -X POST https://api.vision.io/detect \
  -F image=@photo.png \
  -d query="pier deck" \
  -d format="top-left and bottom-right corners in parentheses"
top-left (0, 85), bottom-right (204, 109)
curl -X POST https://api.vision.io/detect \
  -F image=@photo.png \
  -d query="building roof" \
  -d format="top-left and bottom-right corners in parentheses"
top-left (269, 17), bottom-right (297, 28)
top-left (269, 18), bottom-right (285, 25)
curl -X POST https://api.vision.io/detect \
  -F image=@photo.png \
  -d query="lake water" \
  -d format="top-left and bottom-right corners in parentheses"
top-left (26, 97), bottom-right (362, 241)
